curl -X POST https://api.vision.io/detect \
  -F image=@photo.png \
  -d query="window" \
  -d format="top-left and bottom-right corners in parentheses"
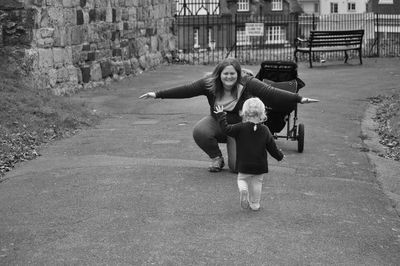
top-left (314, 3), bottom-right (319, 13)
top-left (236, 28), bottom-right (250, 46)
top-left (237, 0), bottom-right (249, 12)
top-left (330, 3), bottom-right (338, 13)
top-left (272, 0), bottom-right (283, 11)
top-left (207, 27), bottom-right (214, 48)
top-left (194, 28), bottom-right (200, 48)
top-left (379, 0), bottom-right (393, 4)
top-left (265, 26), bottom-right (286, 44)
top-left (348, 2), bottom-right (356, 12)
top-left (175, 0), bottom-right (220, 16)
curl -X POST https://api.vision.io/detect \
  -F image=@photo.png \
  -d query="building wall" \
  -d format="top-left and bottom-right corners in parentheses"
top-left (367, 0), bottom-right (400, 14)
top-left (0, 0), bottom-right (176, 94)
top-left (320, 0), bottom-right (368, 14)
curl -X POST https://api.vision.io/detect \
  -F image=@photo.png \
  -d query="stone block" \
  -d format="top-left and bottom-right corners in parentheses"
top-left (138, 54), bottom-right (148, 70)
top-left (67, 65), bottom-right (79, 83)
top-left (53, 26), bottom-right (68, 47)
top-left (48, 7), bottom-right (64, 26)
top-left (90, 63), bottom-right (102, 81)
top-left (100, 60), bottom-right (112, 78)
top-left (63, 8), bottom-right (75, 25)
top-left (89, 9), bottom-right (96, 23)
top-left (121, 9), bottom-right (128, 20)
top-left (64, 46), bottom-right (73, 65)
top-left (97, 8), bottom-right (106, 21)
top-left (115, 8), bottom-right (121, 22)
top-left (62, 0), bottom-right (74, 8)
top-left (39, 27), bottom-right (55, 38)
top-left (82, 43), bottom-right (90, 51)
top-left (121, 46), bottom-right (130, 60)
top-left (53, 47), bottom-right (64, 67)
top-left (56, 67), bottom-right (69, 82)
top-left (76, 10), bottom-right (84, 25)
top-left (112, 9), bottom-right (116, 22)
top-left (150, 35), bottom-right (157, 52)
top-left (71, 44), bottom-right (82, 64)
top-left (80, 65), bottom-right (90, 83)
top-left (123, 60), bottom-right (132, 75)
top-left (37, 37), bottom-right (54, 48)
top-left (130, 57), bottom-right (140, 73)
top-left (111, 30), bottom-right (120, 41)
top-left (48, 68), bottom-right (57, 87)
top-left (83, 9), bottom-right (89, 24)
top-left (111, 61), bottom-right (124, 75)
top-left (112, 48), bottom-right (121, 57)
top-left (71, 25), bottom-right (87, 45)
top-left (87, 51), bottom-right (95, 61)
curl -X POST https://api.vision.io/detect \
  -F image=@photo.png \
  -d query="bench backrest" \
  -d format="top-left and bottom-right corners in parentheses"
top-left (309, 30), bottom-right (364, 47)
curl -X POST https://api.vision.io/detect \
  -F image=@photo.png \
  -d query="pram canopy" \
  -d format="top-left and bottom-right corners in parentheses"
top-left (255, 61), bottom-right (305, 133)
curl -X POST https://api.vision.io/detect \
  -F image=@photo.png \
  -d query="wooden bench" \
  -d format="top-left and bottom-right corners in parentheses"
top-left (294, 30), bottom-right (364, 68)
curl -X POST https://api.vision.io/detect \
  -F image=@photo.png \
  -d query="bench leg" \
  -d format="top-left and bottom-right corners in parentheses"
top-left (359, 50), bottom-right (363, 65)
top-left (344, 51), bottom-right (349, 63)
top-left (309, 53), bottom-right (313, 68)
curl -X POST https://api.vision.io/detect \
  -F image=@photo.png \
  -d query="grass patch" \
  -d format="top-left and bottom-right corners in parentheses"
top-left (0, 71), bottom-right (99, 178)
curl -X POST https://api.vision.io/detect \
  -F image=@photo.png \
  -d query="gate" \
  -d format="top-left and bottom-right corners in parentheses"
top-left (174, 12), bottom-right (299, 64)
top-left (174, 1), bottom-right (400, 64)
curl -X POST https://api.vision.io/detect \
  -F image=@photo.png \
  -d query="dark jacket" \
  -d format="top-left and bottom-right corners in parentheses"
top-left (156, 76), bottom-right (302, 124)
top-left (216, 112), bottom-right (284, 174)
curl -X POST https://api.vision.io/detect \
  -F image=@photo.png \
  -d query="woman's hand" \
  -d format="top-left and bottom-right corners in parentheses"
top-left (139, 92), bottom-right (156, 99)
top-left (214, 105), bottom-right (224, 114)
top-left (300, 97), bottom-right (319, 104)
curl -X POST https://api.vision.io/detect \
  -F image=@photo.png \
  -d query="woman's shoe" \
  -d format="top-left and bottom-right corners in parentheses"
top-left (208, 156), bottom-right (225, 172)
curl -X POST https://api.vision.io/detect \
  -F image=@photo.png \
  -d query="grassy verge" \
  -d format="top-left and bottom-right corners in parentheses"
top-left (369, 94), bottom-right (400, 161)
top-left (0, 71), bottom-right (99, 178)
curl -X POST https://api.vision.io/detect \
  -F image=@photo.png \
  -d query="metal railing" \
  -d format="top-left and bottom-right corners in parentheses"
top-left (174, 12), bottom-right (400, 64)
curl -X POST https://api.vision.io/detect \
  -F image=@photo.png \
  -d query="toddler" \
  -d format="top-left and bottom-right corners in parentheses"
top-left (214, 97), bottom-right (284, 211)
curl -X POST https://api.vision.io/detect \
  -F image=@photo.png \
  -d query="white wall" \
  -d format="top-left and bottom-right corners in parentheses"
top-left (320, 0), bottom-right (368, 14)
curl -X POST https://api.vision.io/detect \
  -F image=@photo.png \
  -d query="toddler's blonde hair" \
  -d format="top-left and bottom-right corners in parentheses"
top-left (241, 97), bottom-right (267, 123)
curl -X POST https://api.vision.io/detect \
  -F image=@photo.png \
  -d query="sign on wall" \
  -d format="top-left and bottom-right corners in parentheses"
top-left (245, 23), bottom-right (264, 36)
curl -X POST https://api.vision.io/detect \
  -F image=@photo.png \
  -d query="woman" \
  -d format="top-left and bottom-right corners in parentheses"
top-left (139, 58), bottom-right (318, 172)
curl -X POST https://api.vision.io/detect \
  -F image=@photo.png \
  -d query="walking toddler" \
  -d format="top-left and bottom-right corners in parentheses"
top-left (214, 97), bottom-right (284, 211)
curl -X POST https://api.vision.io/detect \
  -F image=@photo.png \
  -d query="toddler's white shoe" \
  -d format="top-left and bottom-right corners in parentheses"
top-left (249, 203), bottom-right (260, 211)
top-left (239, 190), bottom-right (249, 209)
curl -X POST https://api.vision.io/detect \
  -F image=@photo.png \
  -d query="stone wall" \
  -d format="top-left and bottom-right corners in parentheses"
top-left (0, 0), bottom-right (176, 94)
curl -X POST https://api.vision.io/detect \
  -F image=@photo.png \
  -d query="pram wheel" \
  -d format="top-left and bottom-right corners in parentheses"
top-left (297, 123), bottom-right (305, 153)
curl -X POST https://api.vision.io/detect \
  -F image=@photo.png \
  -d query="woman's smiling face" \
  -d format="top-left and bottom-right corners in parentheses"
top-left (220, 65), bottom-right (238, 89)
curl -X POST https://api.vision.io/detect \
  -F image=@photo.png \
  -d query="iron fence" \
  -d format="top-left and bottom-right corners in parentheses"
top-left (174, 11), bottom-right (400, 65)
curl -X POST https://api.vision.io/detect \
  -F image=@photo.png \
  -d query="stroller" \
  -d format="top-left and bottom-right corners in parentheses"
top-left (255, 61), bottom-right (306, 152)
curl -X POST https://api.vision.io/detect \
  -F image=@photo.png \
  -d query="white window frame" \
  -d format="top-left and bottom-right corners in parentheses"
top-left (272, 0), bottom-right (283, 11)
top-left (348, 2), bottom-right (356, 12)
top-left (236, 28), bottom-right (250, 46)
top-left (207, 27), bottom-right (214, 48)
top-left (265, 26), bottom-right (286, 44)
top-left (194, 27), bottom-right (200, 49)
top-left (330, 2), bottom-right (338, 13)
top-left (379, 0), bottom-right (393, 4)
top-left (237, 0), bottom-right (249, 12)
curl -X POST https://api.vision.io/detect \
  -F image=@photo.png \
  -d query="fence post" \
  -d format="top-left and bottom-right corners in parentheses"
top-left (312, 14), bottom-right (316, 30)
top-left (234, 13), bottom-right (237, 58)
top-left (375, 13), bottom-right (380, 57)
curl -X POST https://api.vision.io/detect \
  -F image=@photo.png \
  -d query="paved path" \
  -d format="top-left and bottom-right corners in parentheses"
top-left (1, 58), bottom-right (400, 265)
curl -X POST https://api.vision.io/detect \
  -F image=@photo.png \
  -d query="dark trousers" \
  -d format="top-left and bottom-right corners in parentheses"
top-left (192, 115), bottom-right (237, 171)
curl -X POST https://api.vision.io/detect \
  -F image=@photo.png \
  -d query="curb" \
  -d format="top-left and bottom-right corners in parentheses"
top-left (361, 104), bottom-right (400, 216)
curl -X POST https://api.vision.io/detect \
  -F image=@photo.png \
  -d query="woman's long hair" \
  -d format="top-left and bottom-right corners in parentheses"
top-left (205, 58), bottom-right (242, 100)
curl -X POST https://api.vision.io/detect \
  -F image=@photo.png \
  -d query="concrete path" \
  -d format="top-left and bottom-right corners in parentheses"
top-left (1, 58), bottom-right (400, 265)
